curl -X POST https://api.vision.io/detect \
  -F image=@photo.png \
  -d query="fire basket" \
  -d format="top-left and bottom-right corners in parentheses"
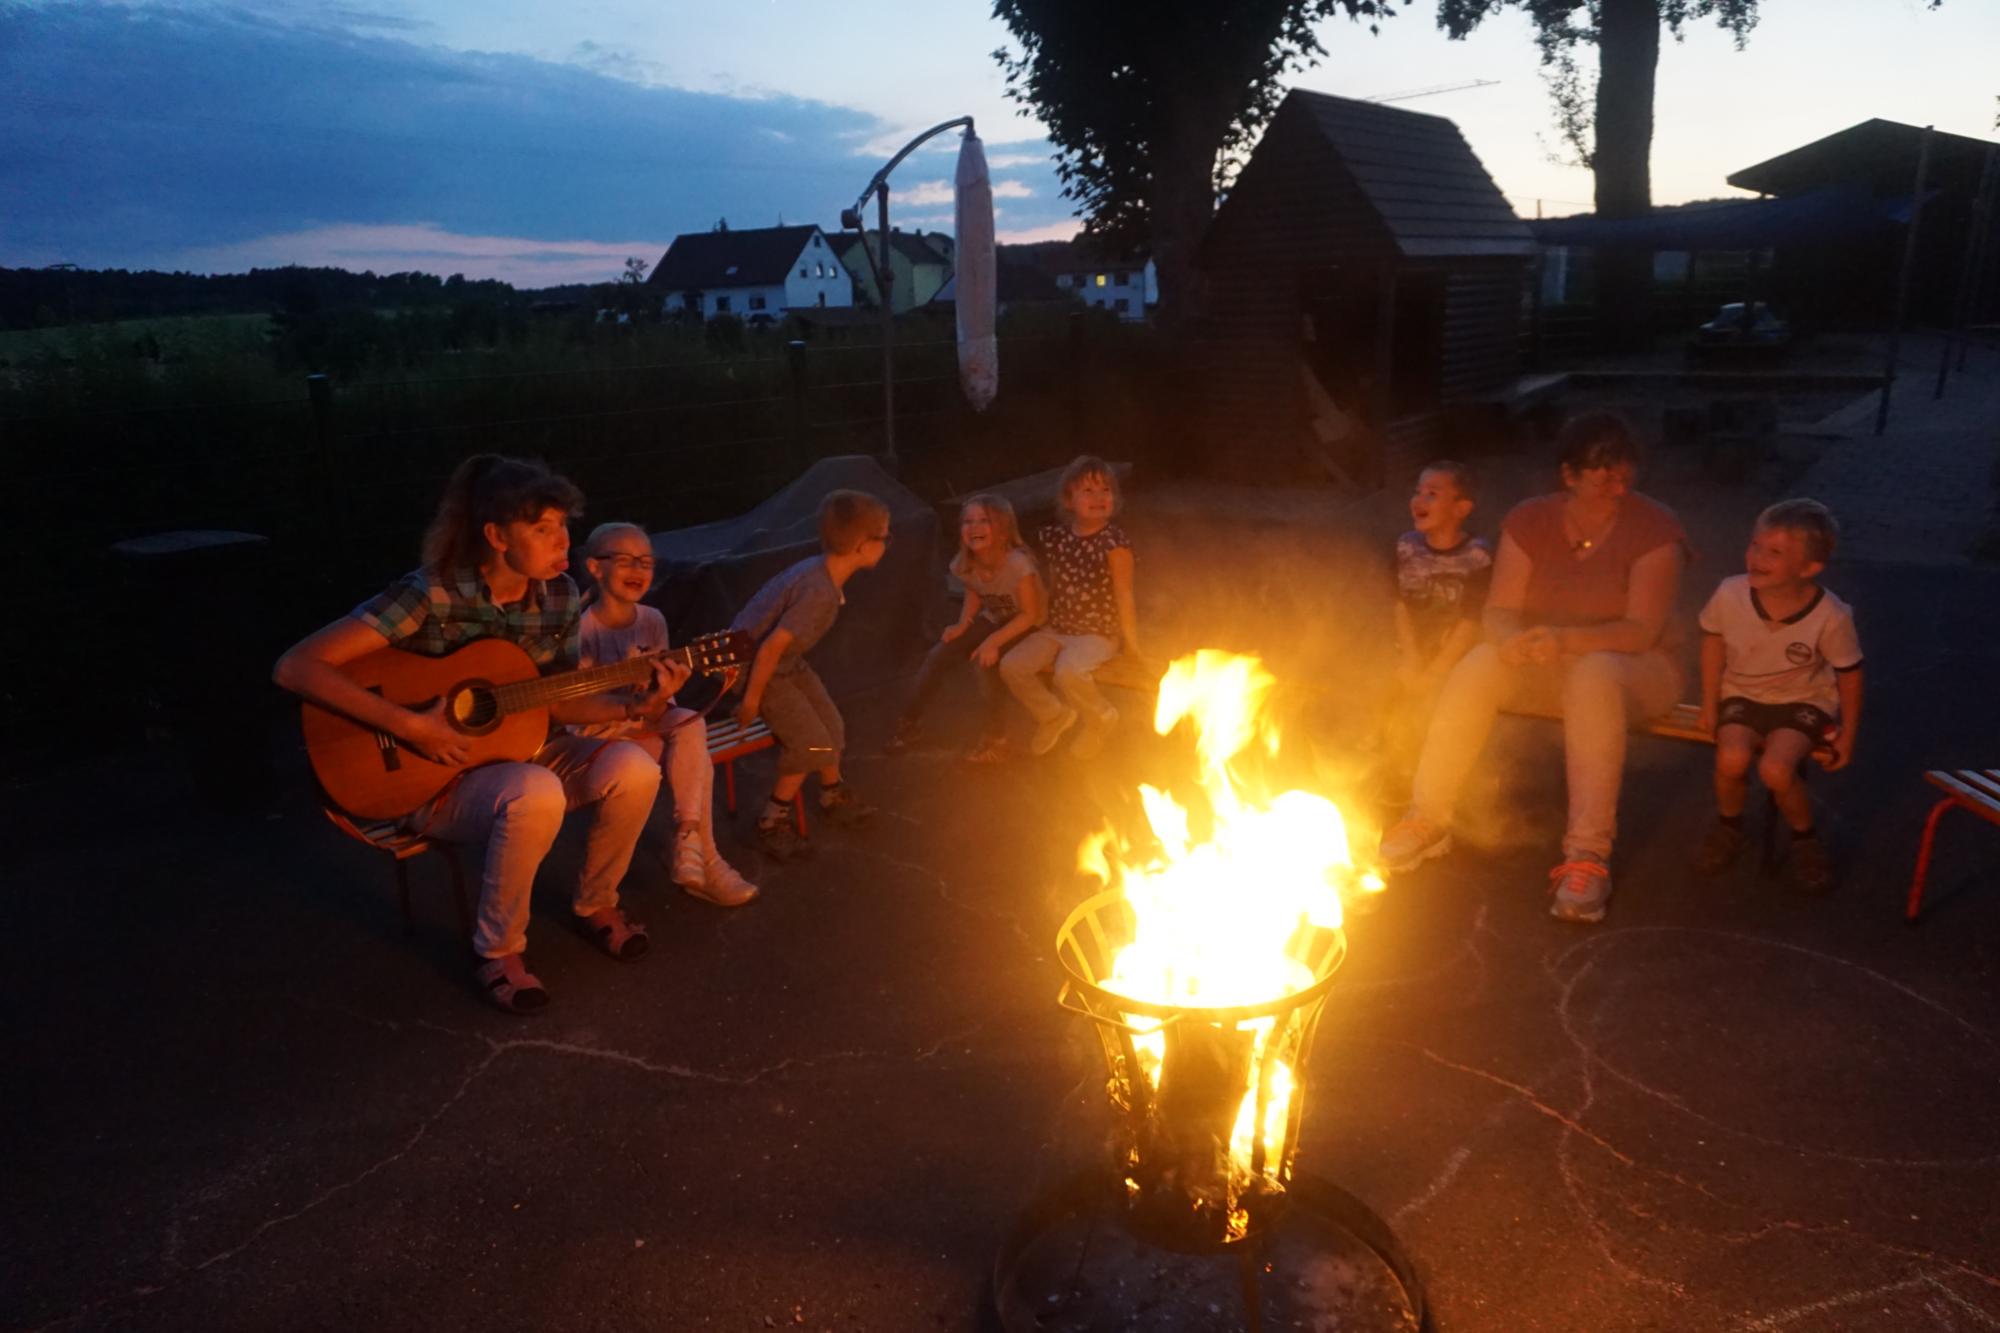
top-left (1056, 887), bottom-right (1346, 1253)
top-left (990, 651), bottom-right (1426, 1332)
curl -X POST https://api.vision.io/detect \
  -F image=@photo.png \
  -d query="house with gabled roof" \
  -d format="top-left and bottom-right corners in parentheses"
top-left (826, 229), bottom-right (956, 313)
top-left (647, 224), bottom-right (854, 322)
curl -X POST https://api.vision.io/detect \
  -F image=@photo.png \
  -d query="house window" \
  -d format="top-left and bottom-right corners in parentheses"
top-left (1115, 271), bottom-right (1129, 285)
top-left (1055, 275), bottom-right (1071, 289)
top-left (1114, 298), bottom-right (1129, 313)
top-left (815, 262), bottom-right (824, 277)
top-left (817, 292), bottom-right (826, 307)
top-left (1094, 274), bottom-right (1107, 287)
top-left (749, 294), bottom-right (767, 310)
top-left (715, 295), bottom-right (732, 312)
top-left (800, 267), bottom-right (808, 278)
top-left (812, 234), bottom-right (822, 247)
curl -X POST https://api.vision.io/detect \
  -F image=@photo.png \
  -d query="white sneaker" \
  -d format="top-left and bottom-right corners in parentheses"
top-left (685, 856), bottom-right (759, 907)
top-left (669, 830), bottom-right (706, 888)
top-left (1070, 705), bottom-right (1119, 760)
top-left (1029, 706), bottom-right (1078, 756)
top-left (1377, 814), bottom-right (1452, 874)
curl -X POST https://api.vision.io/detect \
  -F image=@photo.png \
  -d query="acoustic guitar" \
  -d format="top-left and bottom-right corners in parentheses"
top-left (304, 630), bottom-right (751, 821)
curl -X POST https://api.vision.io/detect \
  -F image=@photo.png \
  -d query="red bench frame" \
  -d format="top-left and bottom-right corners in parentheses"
top-left (1905, 769), bottom-right (2000, 923)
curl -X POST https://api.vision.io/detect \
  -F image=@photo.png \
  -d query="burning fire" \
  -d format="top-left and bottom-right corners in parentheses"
top-left (1077, 650), bottom-right (1383, 1237)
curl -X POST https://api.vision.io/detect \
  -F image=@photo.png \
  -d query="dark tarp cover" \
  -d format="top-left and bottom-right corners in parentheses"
top-left (644, 456), bottom-right (940, 694)
top-left (1527, 185), bottom-right (1913, 251)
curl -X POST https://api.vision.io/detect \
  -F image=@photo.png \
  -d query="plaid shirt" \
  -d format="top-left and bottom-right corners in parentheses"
top-left (352, 566), bottom-right (580, 672)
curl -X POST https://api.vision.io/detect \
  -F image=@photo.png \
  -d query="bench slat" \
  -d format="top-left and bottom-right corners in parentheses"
top-left (1925, 770), bottom-right (2000, 827)
top-left (1956, 769), bottom-right (2000, 802)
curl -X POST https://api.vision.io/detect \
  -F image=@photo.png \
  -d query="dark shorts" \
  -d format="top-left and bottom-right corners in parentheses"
top-left (1717, 696), bottom-right (1835, 742)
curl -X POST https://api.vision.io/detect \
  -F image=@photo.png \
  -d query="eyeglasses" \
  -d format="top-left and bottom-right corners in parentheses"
top-left (599, 554), bottom-right (656, 572)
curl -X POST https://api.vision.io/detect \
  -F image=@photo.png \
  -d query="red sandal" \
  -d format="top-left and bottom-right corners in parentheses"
top-left (475, 954), bottom-right (550, 1014)
top-left (965, 736), bottom-right (1012, 765)
top-left (583, 906), bottom-right (650, 960)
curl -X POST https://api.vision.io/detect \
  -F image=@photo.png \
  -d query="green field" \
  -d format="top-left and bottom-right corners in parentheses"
top-left (0, 312), bottom-right (273, 360)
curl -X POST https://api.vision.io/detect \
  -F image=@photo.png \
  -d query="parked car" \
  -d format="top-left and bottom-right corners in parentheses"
top-left (1689, 302), bottom-right (1792, 360)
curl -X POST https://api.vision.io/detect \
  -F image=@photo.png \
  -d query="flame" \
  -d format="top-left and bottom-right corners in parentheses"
top-left (1080, 650), bottom-right (1380, 1235)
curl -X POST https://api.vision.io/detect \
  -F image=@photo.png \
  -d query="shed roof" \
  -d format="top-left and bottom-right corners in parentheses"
top-left (649, 225), bottom-right (828, 290)
top-left (1266, 90), bottom-right (1533, 260)
top-left (1728, 119), bottom-right (1997, 197)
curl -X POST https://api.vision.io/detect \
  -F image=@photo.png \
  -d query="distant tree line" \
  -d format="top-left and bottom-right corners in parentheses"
top-left (0, 264), bottom-right (527, 331)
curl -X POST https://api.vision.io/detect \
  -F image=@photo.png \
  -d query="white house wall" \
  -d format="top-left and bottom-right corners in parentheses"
top-left (782, 234), bottom-right (854, 309)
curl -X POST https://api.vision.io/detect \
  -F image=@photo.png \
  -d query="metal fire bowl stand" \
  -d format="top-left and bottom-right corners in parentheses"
top-left (990, 1168), bottom-right (1432, 1333)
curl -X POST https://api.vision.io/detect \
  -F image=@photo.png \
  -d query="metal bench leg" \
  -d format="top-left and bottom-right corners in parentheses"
top-left (1906, 797), bottom-right (1958, 924)
top-left (394, 857), bottom-right (415, 937)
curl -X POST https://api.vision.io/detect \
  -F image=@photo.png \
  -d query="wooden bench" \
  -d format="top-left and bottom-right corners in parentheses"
top-left (1905, 769), bottom-right (2000, 923)
top-left (1501, 700), bottom-right (1833, 875)
top-left (322, 806), bottom-right (472, 938)
top-left (703, 714), bottom-right (807, 835)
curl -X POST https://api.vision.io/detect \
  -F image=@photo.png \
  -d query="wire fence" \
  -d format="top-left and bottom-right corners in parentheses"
top-left (0, 318), bottom-right (1161, 743)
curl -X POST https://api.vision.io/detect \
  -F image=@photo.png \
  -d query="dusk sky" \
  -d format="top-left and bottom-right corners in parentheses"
top-left (4, 0), bottom-right (1995, 285)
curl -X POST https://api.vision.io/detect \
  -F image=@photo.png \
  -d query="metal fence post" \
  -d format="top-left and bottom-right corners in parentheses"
top-left (786, 339), bottom-right (810, 475)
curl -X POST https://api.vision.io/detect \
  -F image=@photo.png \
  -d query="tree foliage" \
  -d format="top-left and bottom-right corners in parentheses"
top-left (1436, 0), bottom-right (1758, 171)
top-left (992, 0), bottom-right (1393, 328)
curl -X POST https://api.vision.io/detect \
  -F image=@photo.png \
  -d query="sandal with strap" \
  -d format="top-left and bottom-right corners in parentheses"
top-left (583, 906), bottom-right (650, 961)
top-left (965, 736), bottom-right (1011, 765)
top-left (475, 954), bottom-right (550, 1014)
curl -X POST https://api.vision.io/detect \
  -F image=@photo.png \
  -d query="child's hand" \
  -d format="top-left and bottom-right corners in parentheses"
top-left (648, 657), bottom-right (692, 698)
top-left (972, 639), bottom-right (1002, 669)
top-left (940, 622), bottom-right (969, 644)
top-left (1822, 729), bottom-right (1853, 771)
top-left (401, 699), bottom-right (470, 767)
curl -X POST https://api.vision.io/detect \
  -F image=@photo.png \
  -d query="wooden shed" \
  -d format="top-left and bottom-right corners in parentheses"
top-left (1195, 90), bottom-right (1536, 486)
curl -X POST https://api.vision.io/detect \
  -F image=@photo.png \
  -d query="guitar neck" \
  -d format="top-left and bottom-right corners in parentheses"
top-left (490, 647), bottom-right (690, 716)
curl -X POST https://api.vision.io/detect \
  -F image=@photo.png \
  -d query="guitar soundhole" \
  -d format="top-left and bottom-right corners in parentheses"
top-left (449, 680), bottom-right (502, 735)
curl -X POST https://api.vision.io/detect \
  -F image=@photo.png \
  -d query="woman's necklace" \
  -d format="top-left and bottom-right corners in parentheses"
top-left (1564, 503), bottom-right (1616, 555)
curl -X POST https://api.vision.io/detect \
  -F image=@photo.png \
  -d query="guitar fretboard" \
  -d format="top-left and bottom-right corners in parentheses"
top-left (487, 651), bottom-right (688, 716)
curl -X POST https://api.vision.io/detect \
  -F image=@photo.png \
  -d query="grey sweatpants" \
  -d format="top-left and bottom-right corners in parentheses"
top-left (761, 663), bottom-right (845, 774)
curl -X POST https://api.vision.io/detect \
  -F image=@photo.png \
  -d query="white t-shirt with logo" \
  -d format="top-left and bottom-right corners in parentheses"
top-left (1698, 575), bottom-right (1862, 715)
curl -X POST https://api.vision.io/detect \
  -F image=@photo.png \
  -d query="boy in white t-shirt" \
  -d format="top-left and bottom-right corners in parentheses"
top-left (1693, 499), bottom-right (1864, 892)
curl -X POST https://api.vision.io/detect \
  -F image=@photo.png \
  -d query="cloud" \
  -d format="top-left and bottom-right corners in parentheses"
top-left (996, 221), bottom-right (1081, 245)
top-left (0, 3), bottom-right (1081, 275)
top-left (897, 177), bottom-right (1033, 208)
top-left (170, 223), bottom-right (667, 285)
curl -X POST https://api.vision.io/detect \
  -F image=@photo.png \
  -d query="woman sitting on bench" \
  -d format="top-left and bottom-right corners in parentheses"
top-left (1376, 413), bottom-right (1689, 925)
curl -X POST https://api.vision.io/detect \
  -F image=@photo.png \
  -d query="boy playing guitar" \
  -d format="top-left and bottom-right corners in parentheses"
top-left (275, 454), bottom-right (686, 1013)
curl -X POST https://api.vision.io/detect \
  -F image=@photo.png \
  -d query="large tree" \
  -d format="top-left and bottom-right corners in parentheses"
top-left (993, 0), bottom-right (1393, 333)
top-left (1437, 0), bottom-right (1759, 346)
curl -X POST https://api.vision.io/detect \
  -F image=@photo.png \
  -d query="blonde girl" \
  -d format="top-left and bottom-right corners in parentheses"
top-left (574, 521), bottom-right (758, 907)
top-left (886, 493), bottom-right (1045, 763)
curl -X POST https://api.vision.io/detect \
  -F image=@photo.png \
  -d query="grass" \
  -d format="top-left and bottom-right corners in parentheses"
top-left (0, 312), bottom-right (274, 361)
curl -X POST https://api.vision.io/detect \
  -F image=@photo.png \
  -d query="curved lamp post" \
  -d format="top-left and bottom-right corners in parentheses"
top-left (841, 116), bottom-right (974, 472)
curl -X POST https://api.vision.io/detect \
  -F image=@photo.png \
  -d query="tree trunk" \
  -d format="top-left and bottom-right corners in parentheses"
top-left (1592, 0), bottom-right (1661, 351)
top-left (1147, 98), bottom-right (1228, 338)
